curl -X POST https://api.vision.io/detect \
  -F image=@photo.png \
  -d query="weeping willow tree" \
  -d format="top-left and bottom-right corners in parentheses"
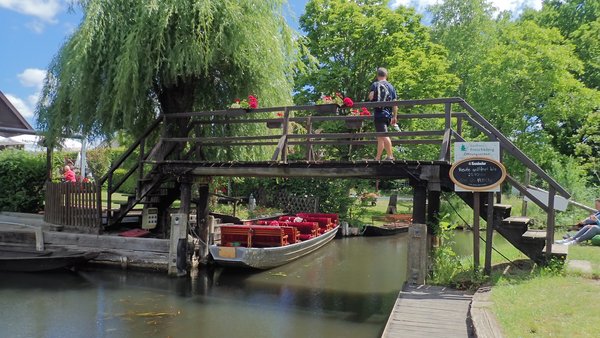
top-left (37, 0), bottom-right (300, 160)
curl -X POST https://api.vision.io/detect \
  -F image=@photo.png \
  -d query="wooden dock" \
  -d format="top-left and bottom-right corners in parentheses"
top-left (382, 284), bottom-right (474, 338)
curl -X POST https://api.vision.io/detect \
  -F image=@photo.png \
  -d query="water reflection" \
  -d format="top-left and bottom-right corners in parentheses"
top-left (0, 236), bottom-right (409, 338)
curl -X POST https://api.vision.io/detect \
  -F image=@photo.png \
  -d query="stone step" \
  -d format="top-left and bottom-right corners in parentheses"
top-left (522, 230), bottom-right (547, 240)
top-left (543, 243), bottom-right (568, 256)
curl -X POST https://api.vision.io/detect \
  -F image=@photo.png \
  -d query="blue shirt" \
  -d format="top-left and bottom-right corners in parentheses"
top-left (369, 80), bottom-right (397, 119)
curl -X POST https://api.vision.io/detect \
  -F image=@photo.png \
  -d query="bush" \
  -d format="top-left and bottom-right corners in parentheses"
top-left (0, 149), bottom-right (46, 212)
top-left (112, 168), bottom-right (138, 194)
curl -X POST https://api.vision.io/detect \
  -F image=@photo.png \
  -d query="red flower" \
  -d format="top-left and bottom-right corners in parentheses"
top-left (324, 96), bottom-right (332, 101)
top-left (335, 92), bottom-right (343, 98)
top-left (248, 95), bottom-right (258, 109)
top-left (343, 97), bottom-right (354, 107)
top-left (234, 99), bottom-right (241, 103)
top-left (360, 107), bottom-right (371, 116)
top-left (276, 112), bottom-right (284, 117)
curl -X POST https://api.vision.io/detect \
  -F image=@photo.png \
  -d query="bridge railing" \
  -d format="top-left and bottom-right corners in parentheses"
top-left (160, 97), bottom-right (568, 254)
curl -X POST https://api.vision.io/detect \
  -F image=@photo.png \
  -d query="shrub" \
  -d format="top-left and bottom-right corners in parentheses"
top-left (0, 149), bottom-right (46, 212)
top-left (112, 168), bottom-right (138, 194)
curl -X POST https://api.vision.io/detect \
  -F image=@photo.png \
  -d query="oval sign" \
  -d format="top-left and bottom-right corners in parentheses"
top-left (449, 157), bottom-right (507, 191)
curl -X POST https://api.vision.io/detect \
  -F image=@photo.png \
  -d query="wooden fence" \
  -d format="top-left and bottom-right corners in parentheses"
top-left (44, 182), bottom-right (101, 233)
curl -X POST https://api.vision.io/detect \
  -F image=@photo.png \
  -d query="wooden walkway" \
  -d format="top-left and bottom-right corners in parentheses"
top-left (382, 284), bottom-right (474, 338)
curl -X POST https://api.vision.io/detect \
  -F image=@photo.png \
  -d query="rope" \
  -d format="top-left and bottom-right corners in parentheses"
top-left (442, 194), bottom-right (518, 268)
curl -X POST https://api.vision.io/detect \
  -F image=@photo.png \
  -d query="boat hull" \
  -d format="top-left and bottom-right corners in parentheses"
top-left (362, 224), bottom-right (409, 237)
top-left (0, 246), bottom-right (99, 272)
top-left (209, 225), bottom-right (339, 269)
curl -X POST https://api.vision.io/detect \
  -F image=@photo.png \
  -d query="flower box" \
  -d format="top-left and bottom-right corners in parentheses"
top-left (266, 121), bottom-right (283, 129)
top-left (345, 117), bottom-right (363, 129)
top-left (314, 103), bottom-right (338, 114)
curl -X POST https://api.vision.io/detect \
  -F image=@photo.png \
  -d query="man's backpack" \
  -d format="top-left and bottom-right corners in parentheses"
top-left (375, 81), bottom-right (392, 102)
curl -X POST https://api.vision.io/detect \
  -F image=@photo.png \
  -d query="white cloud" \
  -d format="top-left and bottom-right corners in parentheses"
top-left (4, 93), bottom-right (34, 118)
top-left (18, 68), bottom-right (46, 90)
top-left (0, 0), bottom-right (63, 22)
top-left (391, 0), bottom-right (542, 15)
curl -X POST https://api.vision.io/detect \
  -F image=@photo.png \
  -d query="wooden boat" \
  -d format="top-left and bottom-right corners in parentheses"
top-left (0, 245), bottom-right (99, 272)
top-left (362, 223), bottom-right (409, 237)
top-left (209, 225), bottom-right (339, 269)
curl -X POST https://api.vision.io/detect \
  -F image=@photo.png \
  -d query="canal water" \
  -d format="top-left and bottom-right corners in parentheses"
top-left (0, 236), bottom-right (409, 338)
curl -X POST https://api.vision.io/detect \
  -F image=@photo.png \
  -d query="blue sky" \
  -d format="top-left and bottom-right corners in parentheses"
top-left (0, 0), bottom-right (541, 128)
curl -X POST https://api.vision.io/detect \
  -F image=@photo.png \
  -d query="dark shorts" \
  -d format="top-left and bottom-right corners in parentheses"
top-left (374, 117), bottom-right (390, 132)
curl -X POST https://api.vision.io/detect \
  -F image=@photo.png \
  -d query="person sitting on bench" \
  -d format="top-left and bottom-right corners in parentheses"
top-left (556, 198), bottom-right (600, 245)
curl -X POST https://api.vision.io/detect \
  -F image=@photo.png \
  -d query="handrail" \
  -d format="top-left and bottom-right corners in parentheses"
top-left (458, 100), bottom-right (570, 199)
top-left (164, 97), bottom-right (464, 118)
top-left (97, 115), bottom-right (163, 186)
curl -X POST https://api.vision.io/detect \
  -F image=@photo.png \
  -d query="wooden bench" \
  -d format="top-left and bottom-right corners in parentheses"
top-left (281, 226), bottom-right (300, 244)
top-left (251, 226), bottom-right (288, 247)
top-left (220, 225), bottom-right (253, 247)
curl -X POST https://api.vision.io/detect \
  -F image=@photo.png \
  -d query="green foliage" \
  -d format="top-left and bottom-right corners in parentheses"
top-left (430, 220), bottom-right (468, 286)
top-left (0, 150), bottom-right (46, 213)
top-left (296, 0), bottom-right (458, 104)
top-left (38, 0), bottom-right (300, 144)
top-left (430, 0), bottom-right (498, 97)
top-left (112, 168), bottom-right (137, 195)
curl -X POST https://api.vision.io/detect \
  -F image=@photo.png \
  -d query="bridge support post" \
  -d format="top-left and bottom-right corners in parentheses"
top-left (412, 183), bottom-right (427, 225)
top-left (196, 184), bottom-right (211, 263)
top-left (427, 190), bottom-right (441, 235)
top-left (407, 224), bottom-right (428, 285)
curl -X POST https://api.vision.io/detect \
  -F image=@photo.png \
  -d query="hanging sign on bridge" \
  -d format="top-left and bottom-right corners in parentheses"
top-left (450, 157), bottom-right (506, 192)
top-left (452, 142), bottom-right (504, 192)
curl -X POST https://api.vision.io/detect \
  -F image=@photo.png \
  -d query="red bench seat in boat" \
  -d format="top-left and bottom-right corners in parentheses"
top-left (281, 226), bottom-right (300, 244)
top-left (297, 213), bottom-right (339, 224)
top-left (251, 226), bottom-right (288, 247)
top-left (220, 225), bottom-right (288, 247)
top-left (220, 225), bottom-right (253, 247)
top-left (277, 221), bottom-right (318, 240)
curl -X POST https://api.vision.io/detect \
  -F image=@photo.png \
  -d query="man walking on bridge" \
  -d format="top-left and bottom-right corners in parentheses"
top-left (368, 67), bottom-right (398, 161)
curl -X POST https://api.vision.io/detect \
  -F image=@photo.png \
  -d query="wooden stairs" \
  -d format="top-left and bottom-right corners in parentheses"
top-left (456, 193), bottom-right (568, 264)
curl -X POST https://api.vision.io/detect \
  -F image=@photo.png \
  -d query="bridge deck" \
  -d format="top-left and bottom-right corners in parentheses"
top-left (156, 159), bottom-right (451, 179)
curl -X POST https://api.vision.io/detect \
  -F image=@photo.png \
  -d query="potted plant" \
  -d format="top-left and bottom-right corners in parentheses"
top-left (229, 95), bottom-right (259, 111)
top-left (315, 92), bottom-right (354, 114)
top-left (267, 112), bottom-right (284, 129)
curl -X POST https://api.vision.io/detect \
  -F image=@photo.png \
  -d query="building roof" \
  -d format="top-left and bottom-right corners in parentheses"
top-left (0, 90), bottom-right (34, 136)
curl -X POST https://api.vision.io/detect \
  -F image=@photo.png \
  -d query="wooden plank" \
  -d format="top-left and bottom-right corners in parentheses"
top-left (473, 192), bottom-right (480, 271)
top-left (546, 186), bottom-right (556, 258)
top-left (485, 192), bottom-right (494, 275)
top-left (438, 128), bottom-right (452, 161)
top-left (382, 284), bottom-right (473, 338)
top-left (406, 224), bottom-right (427, 284)
top-left (445, 102), bottom-right (452, 129)
top-left (190, 113), bottom-right (464, 125)
top-left (165, 98), bottom-right (465, 118)
top-left (43, 231), bottom-right (169, 252)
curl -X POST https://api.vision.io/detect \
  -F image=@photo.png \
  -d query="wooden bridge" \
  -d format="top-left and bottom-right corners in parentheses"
top-left (46, 97), bottom-right (571, 265)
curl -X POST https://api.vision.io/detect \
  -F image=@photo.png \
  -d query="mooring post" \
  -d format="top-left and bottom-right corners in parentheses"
top-left (473, 192), bottom-right (481, 272)
top-left (168, 213), bottom-right (188, 277)
top-left (407, 224), bottom-right (428, 285)
top-left (168, 178), bottom-right (192, 277)
top-left (412, 183), bottom-right (427, 224)
top-left (484, 192), bottom-right (494, 275)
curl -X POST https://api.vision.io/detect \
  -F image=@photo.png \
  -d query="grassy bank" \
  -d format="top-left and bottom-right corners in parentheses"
top-left (489, 240), bottom-right (600, 337)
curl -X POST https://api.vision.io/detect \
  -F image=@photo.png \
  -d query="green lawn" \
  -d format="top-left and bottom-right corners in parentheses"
top-left (492, 275), bottom-right (600, 337)
top-left (489, 240), bottom-right (600, 337)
